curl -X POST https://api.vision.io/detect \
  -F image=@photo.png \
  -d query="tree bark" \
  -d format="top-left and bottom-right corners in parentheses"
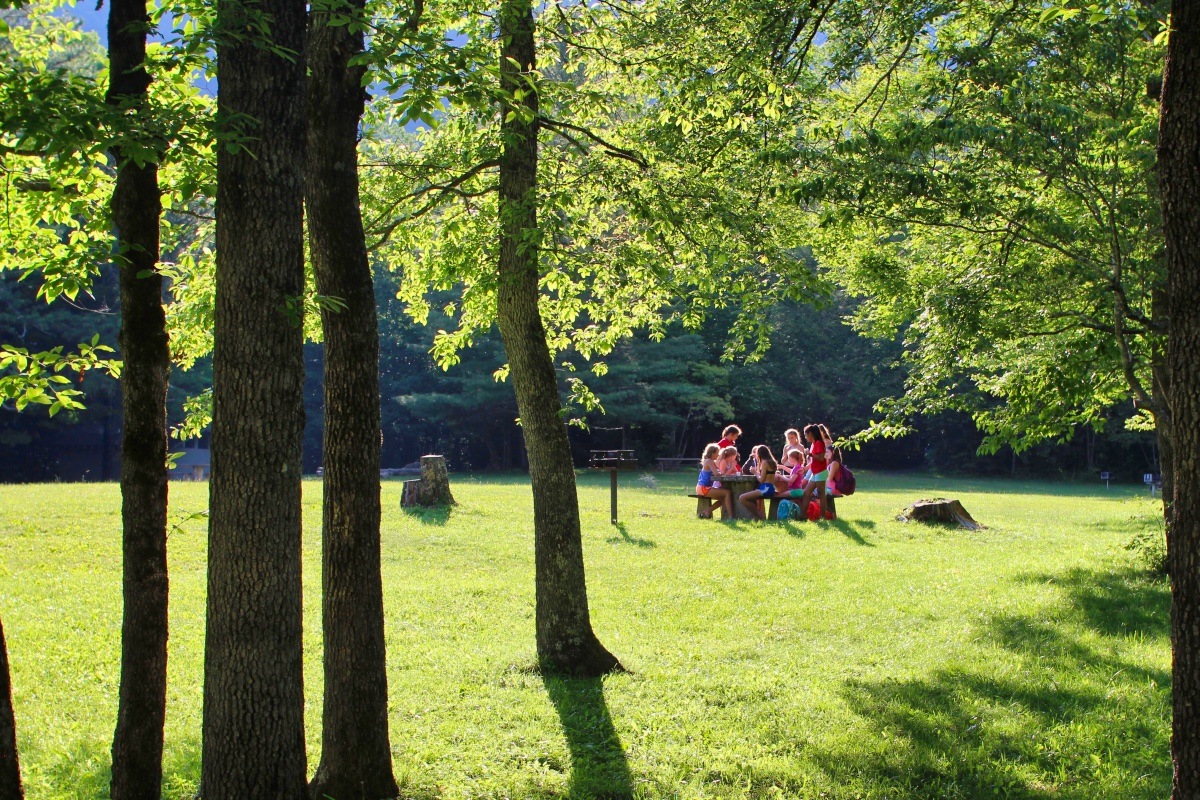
top-left (495, 0), bottom-right (621, 678)
top-left (400, 455), bottom-right (456, 508)
top-left (106, 0), bottom-right (170, 797)
top-left (305, 4), bottom-right (398, 797)
top-left (1153, 287), bottom-right (1175, 543)
top-left (202, 0), bottom-right (309, 795)
top-left (1158, 1), bottom-right (1200, 795)
top-left (0, 616), bottom-right (21, 800)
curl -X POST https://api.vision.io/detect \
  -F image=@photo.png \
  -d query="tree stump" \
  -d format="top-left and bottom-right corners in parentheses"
top-left (400, 455), bottom-right (456, 508)
top-left (898, 498), bottom-right (984, 529)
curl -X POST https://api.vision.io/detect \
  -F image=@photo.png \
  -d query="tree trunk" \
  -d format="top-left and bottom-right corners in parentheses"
top-left (106, 0), bottom-right (170, 797)
top-left (1158, 2), bottom-right (1200, 794)
top-left (0, 616), bottom-right (21, 800)
top-left (495, 0), bottom-right (620, 678)
top-left (305, 4), bottom-right (398, 797)
top-left (202, 0), bottom-right (309, 795)
top-left (1153, 287), bottom-right (1175, 538)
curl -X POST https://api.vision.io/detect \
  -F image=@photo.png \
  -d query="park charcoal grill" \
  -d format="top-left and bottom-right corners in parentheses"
top-left (588, 449), bottom-right (637, 470)
top-left (588, 450), bottom-right (637, 524)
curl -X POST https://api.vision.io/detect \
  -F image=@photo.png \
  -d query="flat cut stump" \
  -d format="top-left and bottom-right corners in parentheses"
top-left (898, 498), bottom-right (984, 530)
top-left (400, 454), bottom-right (456, 508)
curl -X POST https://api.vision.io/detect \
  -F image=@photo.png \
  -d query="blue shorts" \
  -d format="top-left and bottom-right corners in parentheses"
top-left (758, 483), bottom-right (776, 497)
top-left (809, 470), bottom-right (829, 482)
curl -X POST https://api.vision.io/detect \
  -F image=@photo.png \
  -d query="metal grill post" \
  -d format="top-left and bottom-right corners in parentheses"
top-left (588, 449), bottom-right (637, 526)
top-left (610, 468), bottom-right (618, 524)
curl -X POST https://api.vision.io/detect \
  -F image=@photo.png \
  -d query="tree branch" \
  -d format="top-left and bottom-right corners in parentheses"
top-left (365, 158), bottom-right (500, 252)
top-left (539, 116), bottom-right (648, 169)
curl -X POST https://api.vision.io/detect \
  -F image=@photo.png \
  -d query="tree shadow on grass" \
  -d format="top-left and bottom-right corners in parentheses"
top-left (829, 518), bottom-right (874, 546)
top-left (1015, 566), bottom-right (1169, 639)
top-left (781, 521), bottom-right (807, 539)
top-left (542, 674), bottom-right (633, 800)
top-left (605, 522), bottom-right (655, 549)
top-left (401, 504), bottom-right (452, 526)
top-left (814, 568), bottom-right (1170, 799)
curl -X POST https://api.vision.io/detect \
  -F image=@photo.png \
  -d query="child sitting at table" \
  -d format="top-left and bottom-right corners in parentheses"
top-left (781, 428), bottom-right (804, 459)
top-left (777, 448), bottom-right (806, 495)
top-left (824, 443), bottom-right (844, 519)
top-left (740, 444), bottom-right (759, 475)
top-left (714, 446), bottom-right (739, 488)
top-left (696, 443), bottom-right (734, 519)
top-left (738, 445), bottom-right (778, 520)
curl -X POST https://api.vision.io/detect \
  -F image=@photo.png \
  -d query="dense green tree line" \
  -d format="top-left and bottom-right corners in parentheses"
top-left (2, 262), bottom-right (1161, 481)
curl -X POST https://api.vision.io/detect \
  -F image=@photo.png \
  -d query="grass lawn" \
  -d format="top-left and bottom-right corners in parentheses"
top-left (0, 470), bottom-right (1170, 799)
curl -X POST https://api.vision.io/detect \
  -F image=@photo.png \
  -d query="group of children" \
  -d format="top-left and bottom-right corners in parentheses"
top-left (696, 424), bottom-right (845, 521)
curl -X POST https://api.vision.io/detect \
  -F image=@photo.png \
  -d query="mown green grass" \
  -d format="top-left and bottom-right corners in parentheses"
top-left (0, 471), bottom-right (1170, 799)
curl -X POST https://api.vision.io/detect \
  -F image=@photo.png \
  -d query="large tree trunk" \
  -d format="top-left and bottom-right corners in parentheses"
top-left (1158, 2), bottom-right (1200, 795)
top-left (0, 616), bottom-right (21, 800)
top-left (1152, 288), bottom-right (1174, 537)
top-left (495, 0), bottom-right (620, 678)
top-left (202, 0), bottom-right (309, 795)
top-left (305, 4), bottom-right (398, 798)
top-left (106, 0), bottom-right (170, 797)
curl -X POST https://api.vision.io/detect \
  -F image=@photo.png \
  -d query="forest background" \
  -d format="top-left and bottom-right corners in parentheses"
top-left (0, 0), bottom-right (1163, 484)
top-left (1, 265), bottom-right (1159, 482)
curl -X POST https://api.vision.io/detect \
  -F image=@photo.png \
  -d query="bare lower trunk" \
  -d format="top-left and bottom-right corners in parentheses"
top-left (0, 616), bottom-right (21, 800)
top-left (1153, 288), bottom-right (1174, 535)
top-left (496, 0), bottom-right (620, 678)
top-left (1158, 1), bottom-right (1200, 794)
top-left (202, 0), bottom-right (309, 795)
top-left (306, 4), bottom-right (398, 796)
top-left (107, 0), bottom-right (170, 796)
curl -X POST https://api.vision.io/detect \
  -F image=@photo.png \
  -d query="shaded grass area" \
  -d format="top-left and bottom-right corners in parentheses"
top-left (0, 470), bottom-right (1170, 799)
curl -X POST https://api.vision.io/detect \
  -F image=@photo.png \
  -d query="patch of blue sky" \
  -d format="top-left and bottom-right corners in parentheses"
top-left (55, 0), bottom-right (217, 93)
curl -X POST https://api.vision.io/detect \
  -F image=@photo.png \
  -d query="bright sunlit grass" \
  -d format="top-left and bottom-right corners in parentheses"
top-left (0, 470), bottom-right (1170, 799)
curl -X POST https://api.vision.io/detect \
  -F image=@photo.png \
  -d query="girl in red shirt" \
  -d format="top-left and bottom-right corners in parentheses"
top-left (796, 424), bottom-right (829, 520)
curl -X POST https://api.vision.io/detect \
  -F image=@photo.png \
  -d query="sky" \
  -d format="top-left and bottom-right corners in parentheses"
top-left (61, 0), bottom-right (109, 44)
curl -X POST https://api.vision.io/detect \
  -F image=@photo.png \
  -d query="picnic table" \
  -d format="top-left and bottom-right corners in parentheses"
top-left (718, 475), bottom-right (760, 520)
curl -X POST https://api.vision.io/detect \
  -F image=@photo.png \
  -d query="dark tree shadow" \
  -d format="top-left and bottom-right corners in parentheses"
top-left (811, 568), bottom-right (1170, 799)
top-left (829, 518), bottom-right (874, 546)
top-left (542, 675), bottom-right (634, 799)
top-left (1015, 566), bottom-right (1169, 639)
top-left (605, 522), bottom-right (655, 548)
top-left (782, 521), bottom-right (807, 538)
top-left (401, 504), bottom-right (452, 526)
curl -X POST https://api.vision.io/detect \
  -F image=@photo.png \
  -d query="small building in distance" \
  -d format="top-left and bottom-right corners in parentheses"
top-left (171, 439), bottom-right (210, 480)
